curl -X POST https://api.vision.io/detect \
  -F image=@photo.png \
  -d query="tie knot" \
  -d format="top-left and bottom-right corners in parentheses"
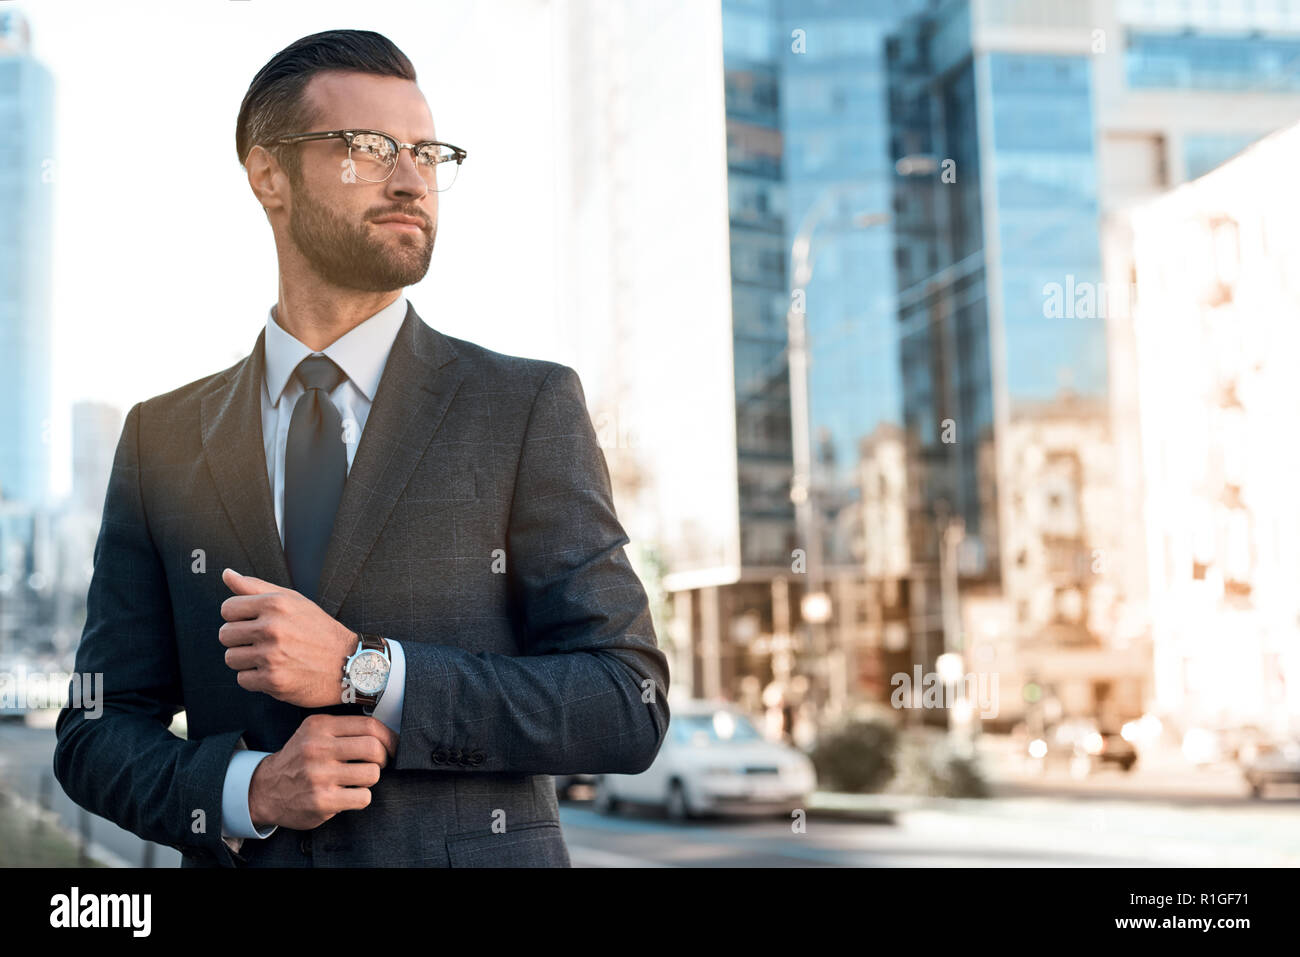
top-left (294, 354), bottom-right (345, 394)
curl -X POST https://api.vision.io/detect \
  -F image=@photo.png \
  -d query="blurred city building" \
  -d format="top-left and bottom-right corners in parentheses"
top-left (1098, 0), bottom-right (1300, 738)
top-left (776, 0), bottom-right (930, 724)
top-left (552, 0), bottom-right (935, 723)
top-left (0, 9), bottom-right (53, 506)
top-left (70, 401), bottom-right (120, 514)
top-left (552, 0), bottom-right (1300, 736)
top-left (886, 0), bottom-right (1300, 731)
top-left (1126, 119), bottom-right (1300, 735)
top-left (857, 422), bottom-right (912, 701)
top-left (0, 10), bottom-right (72, 669)
top-left (999, 392), bottom-right (1141, 726)
top-left (550, 0), bottom-right (741, 702)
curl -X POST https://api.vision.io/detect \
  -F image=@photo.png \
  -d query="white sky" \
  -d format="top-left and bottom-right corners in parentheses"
top-left (22, 0), bottom-right (572, 498)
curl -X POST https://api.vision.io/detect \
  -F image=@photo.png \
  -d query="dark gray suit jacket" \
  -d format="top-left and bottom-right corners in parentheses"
top-left (53, 302), bottom-right (670, 867)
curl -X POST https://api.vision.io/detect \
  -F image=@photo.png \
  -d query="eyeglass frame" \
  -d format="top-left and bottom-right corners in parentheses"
top-left (269, 129), bottom-right (467, 187)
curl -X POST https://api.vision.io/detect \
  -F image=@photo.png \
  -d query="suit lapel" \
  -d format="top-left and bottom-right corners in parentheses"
top-left (200, 302), bottom-right (465, 619)
top-left (314, 301), bottom-right (466, 619)
top-left (201, 328), bottom-right (293, 588)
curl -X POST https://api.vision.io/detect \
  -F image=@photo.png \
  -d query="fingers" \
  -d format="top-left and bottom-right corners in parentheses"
top-left (305, 783), bottom-right (376, 825)
top-left (223, 645), bottom-right (260, 672)
top-left (331, 734), bottom-right (390, 768)
top-left (371, 722), bottom-right (399, 760)
top-left (219, 595), bottom-right (263, 622)
top-left (220, 569), bottom-right (296, 622)
top-left (329, 785), bottom-right (374, 813)
top-left (283, 716), bottom-right (394, 824)
top-left (218, 621), bottom-right (259, 649)
top-left (313, 715), bottom-right (398, 746)
top-left (334, 761), bottom-right (383, 788)
top-left (235, 669), bottom-right (266, 694)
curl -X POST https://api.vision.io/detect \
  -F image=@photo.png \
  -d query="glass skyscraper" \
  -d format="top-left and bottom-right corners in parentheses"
top-left (712, 0), bottom-right (927, 716)
top-left (0, 10), bottom-right (53, 506)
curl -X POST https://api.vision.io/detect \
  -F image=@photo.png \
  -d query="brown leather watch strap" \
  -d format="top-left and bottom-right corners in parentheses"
top-left (359, 633), bottom-right (387, 655)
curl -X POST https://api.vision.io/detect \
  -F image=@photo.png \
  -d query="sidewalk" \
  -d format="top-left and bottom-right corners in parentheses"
top-left (803, 735), bottom-right (1300, 866)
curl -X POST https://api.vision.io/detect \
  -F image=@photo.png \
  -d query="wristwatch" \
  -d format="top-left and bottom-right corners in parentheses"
top-left (343, 632), bottom-right (391, 708)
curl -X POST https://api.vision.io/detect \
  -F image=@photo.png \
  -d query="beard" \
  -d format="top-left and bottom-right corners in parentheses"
top-left (288, 188), bottom-right (435, 292)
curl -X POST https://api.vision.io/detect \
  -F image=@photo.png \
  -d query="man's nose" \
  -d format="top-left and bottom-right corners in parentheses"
top-left (385, 148), bottom-right (429, 199)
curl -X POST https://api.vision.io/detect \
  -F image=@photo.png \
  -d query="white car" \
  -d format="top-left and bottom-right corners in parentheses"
top-left (1241, 738), bottom-right (1300, 798)
top-left (593, 701), bottom-right (816, 820)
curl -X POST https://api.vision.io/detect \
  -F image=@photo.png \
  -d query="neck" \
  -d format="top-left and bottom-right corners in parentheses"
top-left (272, 283), bottom-right (402, 352)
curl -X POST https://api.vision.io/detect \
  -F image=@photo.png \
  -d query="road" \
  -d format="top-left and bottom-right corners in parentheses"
top-left (4, 720), bottom-right (1298, 867)
top-left (556, 787), bottom-right (1300, 866)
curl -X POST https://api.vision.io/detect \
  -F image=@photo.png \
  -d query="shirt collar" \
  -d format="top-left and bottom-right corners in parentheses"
top-left (263, 294), bottom-right (408, 406)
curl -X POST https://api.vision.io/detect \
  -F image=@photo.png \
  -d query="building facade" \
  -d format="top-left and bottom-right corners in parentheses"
top-left (1127, 120), bottom-right (1300, 733)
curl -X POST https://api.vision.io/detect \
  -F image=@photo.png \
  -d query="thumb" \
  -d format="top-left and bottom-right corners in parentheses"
top-left (222, 567), bottom-right (284, 595)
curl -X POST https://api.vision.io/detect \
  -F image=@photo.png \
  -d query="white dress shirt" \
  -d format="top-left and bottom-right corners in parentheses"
top-left (220, 294), bottom-right (411, 846)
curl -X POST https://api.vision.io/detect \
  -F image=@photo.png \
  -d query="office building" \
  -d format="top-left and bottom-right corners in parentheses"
top-left (0, 10), bottom-right (53, 505)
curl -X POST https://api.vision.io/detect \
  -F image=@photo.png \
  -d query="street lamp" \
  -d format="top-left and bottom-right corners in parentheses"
top-left (786, 160), bottom-right (938, 722)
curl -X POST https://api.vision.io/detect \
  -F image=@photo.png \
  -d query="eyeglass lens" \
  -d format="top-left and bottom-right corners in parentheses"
top-left (348, 132), bottom-right (460, 191)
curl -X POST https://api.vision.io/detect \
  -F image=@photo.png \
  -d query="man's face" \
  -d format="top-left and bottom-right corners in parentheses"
top-left (282, 71), bottom-right (439, 292)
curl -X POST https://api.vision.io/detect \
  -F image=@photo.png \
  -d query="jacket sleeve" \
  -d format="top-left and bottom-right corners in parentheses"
top-left (393, 363), bottom-right (671, 775)
top-left (52, 401), bottom-right (247, 868)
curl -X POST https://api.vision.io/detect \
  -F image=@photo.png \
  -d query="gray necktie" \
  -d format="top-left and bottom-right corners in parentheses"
top-left (284, 354), bottom-right (347, 603)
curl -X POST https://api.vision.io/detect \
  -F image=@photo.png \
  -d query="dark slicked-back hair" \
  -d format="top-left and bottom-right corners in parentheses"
top-left (236, 29), bottom-right (416, 176)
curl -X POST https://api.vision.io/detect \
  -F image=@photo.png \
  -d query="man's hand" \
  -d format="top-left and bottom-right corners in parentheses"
top-left (219, 567), bottom-right (358, 709)
top-left (248, 715), bottom-right (399, 832)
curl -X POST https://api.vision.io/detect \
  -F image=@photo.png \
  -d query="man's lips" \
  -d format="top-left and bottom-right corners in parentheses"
top-left (371, 214), bottom-right (428, 233)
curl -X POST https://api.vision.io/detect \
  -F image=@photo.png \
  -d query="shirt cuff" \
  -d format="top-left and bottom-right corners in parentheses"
top-left (364, 637), bottom-right (405, 733)
top-left (221, 748), bottom-right (278, 840)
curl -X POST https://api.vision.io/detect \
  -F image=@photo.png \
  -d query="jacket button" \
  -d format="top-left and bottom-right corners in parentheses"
top-left (299, 834), bottom-right (312, 855)
top-left (468, 750), bottom-right (486, 766)
top-left (432, 748), bottom-right (448, 764)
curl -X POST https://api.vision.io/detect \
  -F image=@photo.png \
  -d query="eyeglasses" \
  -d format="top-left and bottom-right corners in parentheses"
top-left (271, 129), bottom-right (467, 192)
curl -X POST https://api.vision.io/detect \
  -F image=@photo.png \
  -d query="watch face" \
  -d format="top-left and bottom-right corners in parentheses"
top-left (347, 649), bottom-right (390, 695)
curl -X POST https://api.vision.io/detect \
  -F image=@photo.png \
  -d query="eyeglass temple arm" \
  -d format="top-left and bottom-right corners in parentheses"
top-left (274, 132), bottom-right (346, 145)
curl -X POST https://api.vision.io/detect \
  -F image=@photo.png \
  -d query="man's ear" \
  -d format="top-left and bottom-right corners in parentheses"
top-left (245, 144), bottom-right (288, 214)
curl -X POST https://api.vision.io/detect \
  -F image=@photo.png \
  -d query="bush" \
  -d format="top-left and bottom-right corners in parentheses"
top-left (893, 731), bottom-right (990, 798)
top-left (810, 717), bottom-right (898, 793)
top-left (927, 749), bottom-right (989, 798)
